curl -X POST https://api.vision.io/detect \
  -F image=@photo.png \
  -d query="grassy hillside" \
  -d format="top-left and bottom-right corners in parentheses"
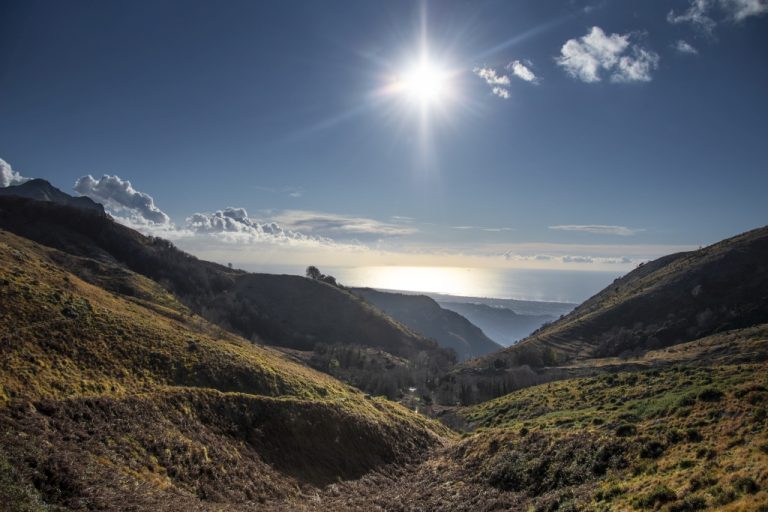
top-left (465, 225), bottom-right (768, 371)
top-left (295, 361), bottom-right (768, 511)
top-left (351, 288), bottom-right (503, 360)
top-left (0, 195), bottom-right (455, 397)
top-left (0, 228), bottom-right (451, 510)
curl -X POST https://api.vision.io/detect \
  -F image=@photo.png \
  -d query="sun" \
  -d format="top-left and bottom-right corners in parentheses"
top-left (394, 58), bottom-right (451, 106)
top-left (401, 62), bottom-right (448, 103)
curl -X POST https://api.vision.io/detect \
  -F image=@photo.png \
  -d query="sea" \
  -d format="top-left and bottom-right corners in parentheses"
top-left (242, 264), bottom-right (622, 304)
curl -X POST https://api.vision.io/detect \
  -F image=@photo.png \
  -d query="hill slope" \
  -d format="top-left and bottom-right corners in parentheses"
top-left (438, 301), bottom-right (555, 347)
top-left (0, 227), bottom-right (450, 510)
top-left (351, 288), bottom-right (503, 360)
top-left (0, 192), bottom-right (453, 367)
top-left (468, 225), bottom-right (768, 370)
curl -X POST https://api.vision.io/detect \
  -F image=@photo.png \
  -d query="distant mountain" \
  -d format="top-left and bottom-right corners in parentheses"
top-left (351, 288), bottom-right (503, 360)
top-left (429, 293), bottom-right (575, 317)
top-left (467, 225), bottom-right (768, 370)
top-left (438, 301), bottom-right (555, 347)
top-left (0, 178), bottom-right (105, 213)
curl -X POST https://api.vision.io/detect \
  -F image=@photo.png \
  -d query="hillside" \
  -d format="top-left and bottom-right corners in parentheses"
top-left (0, 191), bottom-right (455, 399)
top-left (438, 301), bottom-right (555, 347)
top-left (351, 288), bottom-right (503, 360)
top-left (275, 354), bottom-right (768, 510)
top-left (0, 227), bottom-right (450, 510)
top-left (467, 225), bottom-right (768, 370)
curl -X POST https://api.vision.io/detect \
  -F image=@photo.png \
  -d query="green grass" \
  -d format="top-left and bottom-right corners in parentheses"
top-left (455, 364), bottom-right (768, 510)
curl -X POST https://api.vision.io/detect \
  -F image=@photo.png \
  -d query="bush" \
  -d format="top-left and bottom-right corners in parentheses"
top-left (668, 496), bottom-right (707, 512)
top-left (686, 428), bottom-right (703, 442)
top-left (697, 388), bottom-right (724, 402)
top-left (732, 476), bottom-right (759, 494)
top-left (615, 424), bottom-right (636, 437)
top-left (632, 485), bottom-right (676, 508)
top-left (640, 439), bottom-right (666, 459)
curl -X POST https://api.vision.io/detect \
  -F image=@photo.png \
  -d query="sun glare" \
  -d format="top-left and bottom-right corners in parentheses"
top-left (398, 60), bottom-right (450, 105)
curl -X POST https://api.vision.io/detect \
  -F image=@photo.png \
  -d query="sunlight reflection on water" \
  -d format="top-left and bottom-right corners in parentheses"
top-left (247, 264), bottom-right (620, 303)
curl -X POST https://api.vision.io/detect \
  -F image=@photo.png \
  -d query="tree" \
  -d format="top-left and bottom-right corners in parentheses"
top-left (305, 265), bottom-right (321, 280)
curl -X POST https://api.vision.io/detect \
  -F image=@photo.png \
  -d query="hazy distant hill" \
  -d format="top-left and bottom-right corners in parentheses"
top-left (466, 225), bottom-right (768, 370)
top-left (351, 287), bottom-right (503, 360)
top-left (0, 178), bottom-right (105, 213)
top-left (437, 301), bottom-right (555, 347)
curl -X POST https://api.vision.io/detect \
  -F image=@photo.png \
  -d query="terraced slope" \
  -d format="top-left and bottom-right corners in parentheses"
top-left (0, 228), bottom-right (450, 510)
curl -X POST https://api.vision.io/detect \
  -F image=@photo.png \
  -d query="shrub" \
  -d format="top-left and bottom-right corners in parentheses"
top-left (710, 485), bottom-right (736, 505)
top-left (697, 388), bottom-right (724, 402)
top-left (666, 429), bottom-right (684, 444)
top-left (667, 496), bottom-right (707, 512)
top-left (732, 476), bottom-right (759, 494)
top-left (686, 428), bottom-right (703, 442)
top-left (640, 439), bottom-right (666, 459)
top-left (615, 424), bottom-right (636, 437)
top-left (632, 485), bottom-right (676, 509)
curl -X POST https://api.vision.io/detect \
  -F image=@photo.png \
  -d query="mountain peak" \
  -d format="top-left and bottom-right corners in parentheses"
top-left (0, 178), bottom-right (105, 214)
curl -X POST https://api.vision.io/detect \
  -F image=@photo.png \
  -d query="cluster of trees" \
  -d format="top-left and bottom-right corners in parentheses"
top-left (310, 343), bottom-right (456, 401)
top-left (305, 266), bottom-right (339, 287)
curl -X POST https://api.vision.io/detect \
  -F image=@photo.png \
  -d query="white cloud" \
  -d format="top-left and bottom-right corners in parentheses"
top-left (508, 60), bottom-right (538, 83)
top-left (549, 224), bottom-right (643, 236)
top-left (474, 62), bottom-right (538, 98)
top-left (491, 86), bottom-right (510, 99)
top-left (613, 48), bottom-right (660, 83)
top-left (474, 67), bottom-right (512, 99)
top-left (74, 174), bottom-right (171, 225)
top-left (271, 210), bottom-right (417, 238)
top-left (556, 26), bottom-right (659, 83)
top-left (473, 67), bottom-right (510, 86)
top-left (668, 0), bottom-right (717, 32)
top-left (674, 40), bottom-right (699, 54)
top-left (668, 0), bottom-right (767, 31)
top-left (185, 207), bottom-right (333, 247)
top-left (452, 225), bottom-right (514, 232)
top-left (723, 0), bottom-right (768, 20)
top-left (0, 158), bottom-right (32, 188)
top-left (504, 251), bottom-right (635, 266)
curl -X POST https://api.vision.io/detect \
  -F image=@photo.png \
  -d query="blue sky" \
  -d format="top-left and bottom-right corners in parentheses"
top-left (1, 0), bottom-right (766, 271)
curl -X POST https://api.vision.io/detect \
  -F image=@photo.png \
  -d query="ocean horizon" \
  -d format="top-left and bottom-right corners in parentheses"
top-left (242, 264), bottom-right (623, 304)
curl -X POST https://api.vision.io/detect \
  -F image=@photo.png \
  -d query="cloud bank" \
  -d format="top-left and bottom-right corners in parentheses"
top-left (271, 210), bottom-right (417, 238)
top-left (74, 175), bottom-right (171, 225)
top-left (186, 207), bottom-right (330, 246)
top-left (556, 26), bottom-right (660, 83)
top-left (0, 158), bottom-right (31, 188)
top-left (549, 224), bottom-right (642, 236)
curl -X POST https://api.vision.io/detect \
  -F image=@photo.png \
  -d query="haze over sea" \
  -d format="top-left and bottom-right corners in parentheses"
top-left (246, 265), bottom-right (621, 304)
